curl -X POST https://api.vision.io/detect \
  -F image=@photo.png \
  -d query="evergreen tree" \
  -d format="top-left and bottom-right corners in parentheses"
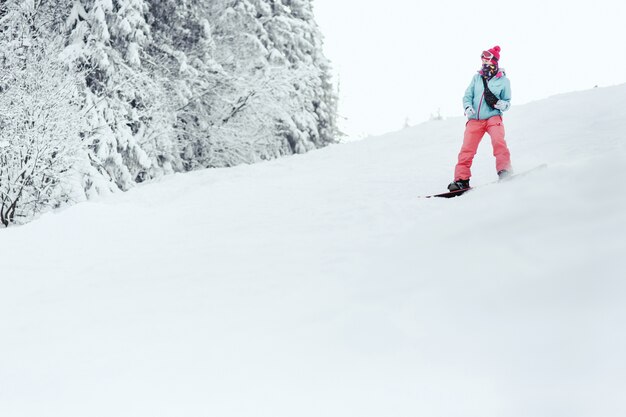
top-left (207, 0), bottom-right (338, 160)
top-left (146, 0), bottom-right (222, 170)
top-left (65, 0), bottom-right (173, 193)
top-left (262, 0), bottom-right (339, 150)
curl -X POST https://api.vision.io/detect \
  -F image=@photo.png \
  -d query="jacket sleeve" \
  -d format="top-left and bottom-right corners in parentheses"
top-left (462, 76), bottom-right (476, 110)
top-left (497, 78), bottom-right (512, 111)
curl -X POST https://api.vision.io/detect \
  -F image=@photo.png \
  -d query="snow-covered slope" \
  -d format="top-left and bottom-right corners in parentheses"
top-left (2, 85), bottom-right (625, 417)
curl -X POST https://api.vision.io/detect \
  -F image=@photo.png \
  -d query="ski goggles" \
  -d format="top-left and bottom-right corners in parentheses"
top-left (481, 51), bottom-right (498, 61)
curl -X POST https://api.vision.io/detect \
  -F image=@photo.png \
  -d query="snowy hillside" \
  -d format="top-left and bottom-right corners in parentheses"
top-left (1, 84), bottom-right (625, 417)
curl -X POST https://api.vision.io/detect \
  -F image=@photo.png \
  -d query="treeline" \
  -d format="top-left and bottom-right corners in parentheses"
top-left (0, 0), bottom-right (338, 226)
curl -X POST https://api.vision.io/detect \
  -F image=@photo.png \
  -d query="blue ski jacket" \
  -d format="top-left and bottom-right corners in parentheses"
top-left (463, 69), bottom-right (511, 120)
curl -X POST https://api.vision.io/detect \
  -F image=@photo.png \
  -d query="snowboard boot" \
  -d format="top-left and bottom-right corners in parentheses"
top-left (497, 169), bottom-right (511, 180)
top-left (447, 179), bottom-right (470, 191)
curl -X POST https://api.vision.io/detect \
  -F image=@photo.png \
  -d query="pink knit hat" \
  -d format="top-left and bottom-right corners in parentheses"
top-left (482, 45), bottom-right (501, 63)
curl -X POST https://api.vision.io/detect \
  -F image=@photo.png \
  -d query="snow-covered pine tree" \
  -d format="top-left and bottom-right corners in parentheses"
top-left (151, 0), bottom-right (307, 169)
top-left (196, 0), bottom-right (285, 166)
top-left (108, 0), bottom-right (182, 181)
top-left (145, 0), bottom-right (224, 171)
top-left (64, 0), bottom-right (176, 194)
top-left (251, 0), bottom-right (339, 151)
top-left (203, 0), bottom-right (339, 166)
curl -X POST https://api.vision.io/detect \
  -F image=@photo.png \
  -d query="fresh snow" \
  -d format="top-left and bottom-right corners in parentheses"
top-left (2, 84), bottom-right (626, 417)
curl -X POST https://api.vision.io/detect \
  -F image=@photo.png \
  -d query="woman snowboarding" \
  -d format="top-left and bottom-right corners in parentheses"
top-left (448, 45), bottom-right (512, 191)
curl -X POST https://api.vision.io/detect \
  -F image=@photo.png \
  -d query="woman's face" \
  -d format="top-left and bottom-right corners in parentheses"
top-left (481, 51), bottom-right (496, 66)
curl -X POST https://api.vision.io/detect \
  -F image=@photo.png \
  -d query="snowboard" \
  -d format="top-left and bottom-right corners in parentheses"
top-left (421, 164), bottom-right (548, 199)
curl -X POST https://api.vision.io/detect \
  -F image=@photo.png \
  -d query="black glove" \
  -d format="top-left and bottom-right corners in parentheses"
top-left (482, 77), bottom-right (499, 108)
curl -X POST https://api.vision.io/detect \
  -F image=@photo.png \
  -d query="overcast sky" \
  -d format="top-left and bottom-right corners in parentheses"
top-left (312, 0), bottom-right (626, 139)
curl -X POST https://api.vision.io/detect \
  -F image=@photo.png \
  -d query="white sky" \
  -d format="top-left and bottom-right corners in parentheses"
top-left (312, 0), bottom-right (626, 138)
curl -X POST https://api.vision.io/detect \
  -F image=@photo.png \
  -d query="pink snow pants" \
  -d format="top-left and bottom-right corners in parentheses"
top-left (454, 116), bottom-right (511, 181)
